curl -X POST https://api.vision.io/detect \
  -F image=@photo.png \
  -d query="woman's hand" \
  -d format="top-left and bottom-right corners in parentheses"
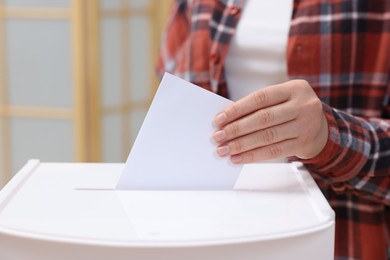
top-left (212, 80), bottom-right (329, 163)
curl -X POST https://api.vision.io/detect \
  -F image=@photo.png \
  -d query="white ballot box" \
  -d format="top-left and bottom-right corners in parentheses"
top-left (0, 160), bottom-right (334, 260)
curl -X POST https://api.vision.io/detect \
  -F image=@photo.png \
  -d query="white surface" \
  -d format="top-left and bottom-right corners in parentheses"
top-left (0, 161), bottom-right (334, 260)
top-left (10, 118), bottom-right (74, 176)
top-left (129, 0), bottom-right (150, 8)
top-left (7, 20), bottom-right (72, 108)
top-left (129, 16), bottom-right (151, 102)
top-left (0, 119), bottom-right (3, 185)
top-left (102, 114), bottom-right (122, 162)
top-left (5, 0), bottom-right (69, 7)
top-left (0, 162), bottom-right (334, 241)
top-left (225, 0), bottom-right (292, 101)
top-left (101, 18), bottom-right (122, 108)
top-left (117, 73), bottom-right (242, 190)
top-left (100, 0), bottom-right (121, 9)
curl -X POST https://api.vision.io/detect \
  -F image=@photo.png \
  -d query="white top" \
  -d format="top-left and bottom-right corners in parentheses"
top-left (225, 0), bottom-right (293, 101)
top-left (0, 160), bottom-right (333, 246)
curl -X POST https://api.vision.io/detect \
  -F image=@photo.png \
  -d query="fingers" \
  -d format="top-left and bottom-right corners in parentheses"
top-left (230, 139), bottom-right (298, 164)
top-left (215, 120), bottom-right (300, 157)
top-left (214, 83), bottom-right (291, 126)
top-left (212, 102), bottom-right (298, 144)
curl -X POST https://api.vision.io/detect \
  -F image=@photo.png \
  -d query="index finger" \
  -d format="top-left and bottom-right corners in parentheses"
top-left (214, 83), bottom-right (291, 127)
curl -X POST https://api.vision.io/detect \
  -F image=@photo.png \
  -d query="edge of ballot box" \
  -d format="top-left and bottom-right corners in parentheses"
top-left (0, 160), bottom-right (335, 260)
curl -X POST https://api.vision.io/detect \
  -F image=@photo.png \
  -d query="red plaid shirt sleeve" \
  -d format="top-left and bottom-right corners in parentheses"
top-left (302, 104), bottom-right (390, 204)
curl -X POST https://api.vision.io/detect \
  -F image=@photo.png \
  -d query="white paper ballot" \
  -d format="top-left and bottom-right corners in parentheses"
top-left (116, 73), bottom-right (243, 190)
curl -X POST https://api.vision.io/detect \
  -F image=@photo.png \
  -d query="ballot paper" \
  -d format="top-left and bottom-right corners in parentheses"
top-left (116, 73), bottom-right (243, 190)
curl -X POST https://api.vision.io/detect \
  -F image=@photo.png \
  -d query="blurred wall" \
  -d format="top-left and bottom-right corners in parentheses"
top-left (0, 0), bottom-right (172, 187)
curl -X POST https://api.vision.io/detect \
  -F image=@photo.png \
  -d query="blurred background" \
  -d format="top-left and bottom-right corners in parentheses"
top-left (0, 0), bottom-right (172, 187)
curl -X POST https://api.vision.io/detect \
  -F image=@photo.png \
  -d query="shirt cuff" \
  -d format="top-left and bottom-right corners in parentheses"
top-left (297, 103), bottom-right (366, 183)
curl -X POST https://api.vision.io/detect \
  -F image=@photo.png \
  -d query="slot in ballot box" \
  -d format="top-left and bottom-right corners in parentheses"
top-left (0, 160), bottom-right (334, 260)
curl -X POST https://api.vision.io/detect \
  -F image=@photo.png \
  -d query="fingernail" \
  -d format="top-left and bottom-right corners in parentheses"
top-left (214, 113), bottom-right (227, 125)
top-left (231, 155), bottom-right (243, 164)
top-left (216, 146), bottom-right (230, 156)
top-left (213, 130), bottom-right (226, 142)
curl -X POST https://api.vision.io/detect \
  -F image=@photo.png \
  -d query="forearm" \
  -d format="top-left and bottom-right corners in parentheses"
top-left (300, 103), bottom-right (390, 204)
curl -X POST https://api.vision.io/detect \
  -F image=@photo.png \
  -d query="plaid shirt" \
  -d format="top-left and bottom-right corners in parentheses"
top-left (157, 0), bottom-right (390, 259)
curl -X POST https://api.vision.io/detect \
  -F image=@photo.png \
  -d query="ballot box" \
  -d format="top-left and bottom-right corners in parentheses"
top-left (0, 160), bottom-right (334, 260)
